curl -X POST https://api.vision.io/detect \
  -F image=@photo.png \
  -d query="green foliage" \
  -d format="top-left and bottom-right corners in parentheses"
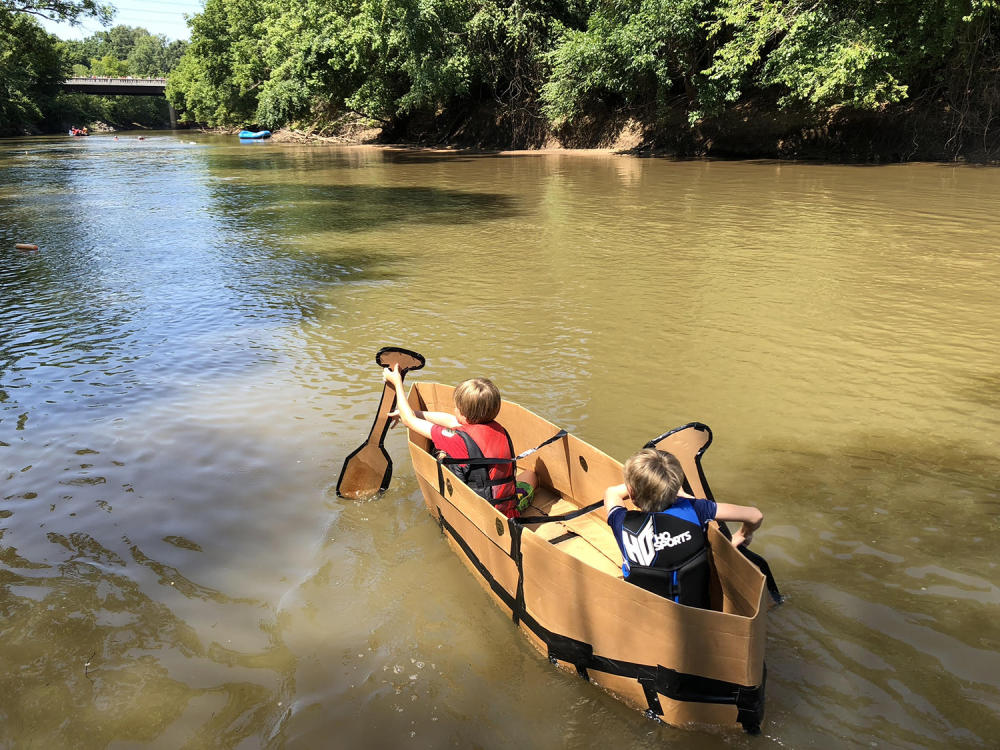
top-left (58, 26), bottom-right (187, 129)
top-left (88, 52), bottom-right (129, 76)
top-left (5, 0), bottom-right (988, 152)
top-left (542, 0), bottom-right (710, 124)
top-left (168, 0), bottom-right (584, 134)
top-left (0, 0), bottom-right (112, 25)
top-left (0, 12), bottom-right (64, 134)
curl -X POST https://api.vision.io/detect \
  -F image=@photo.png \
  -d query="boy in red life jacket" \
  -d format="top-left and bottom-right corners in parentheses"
top-left (604, 449), bottom-right (763, 605)
top-left (383, 365), bottom-right (536, 517)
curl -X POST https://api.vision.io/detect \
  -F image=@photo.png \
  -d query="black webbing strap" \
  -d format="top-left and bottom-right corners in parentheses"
top-left (514, 500), bottom-right (603, 526)
top-left (547, 530), bottom-right (578, 545)
top-left (435, 509), bottom-right (765, 733)
top-left (516, 429), bottom-right (568, 459)
top-left (437, 429), bottom-right (568, 472)
top-left (435, 429), bottom-right (568, 495)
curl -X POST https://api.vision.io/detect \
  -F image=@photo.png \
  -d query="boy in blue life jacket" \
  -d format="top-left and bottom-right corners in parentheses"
top-left (383, 365), bottom-right (536, 517)
top-left (604, 448), bottom-right (763, 607)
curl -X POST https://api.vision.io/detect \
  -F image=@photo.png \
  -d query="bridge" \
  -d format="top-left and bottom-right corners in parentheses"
top-left (61, 77), bottom-right (176, 127)
top-left (62, 77), bottom-right (168, 96)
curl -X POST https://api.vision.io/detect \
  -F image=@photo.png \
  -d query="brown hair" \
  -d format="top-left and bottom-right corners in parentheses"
top-left (454, 378), bottom-right (501, 424)
top-left (623, 449), bottom-right (686, 512)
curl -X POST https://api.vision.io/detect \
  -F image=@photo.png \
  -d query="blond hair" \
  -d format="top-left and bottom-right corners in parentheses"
top-left (623, 449), bottom-right (686, 512)
top-left (454, 378), bottom-right (501, 424)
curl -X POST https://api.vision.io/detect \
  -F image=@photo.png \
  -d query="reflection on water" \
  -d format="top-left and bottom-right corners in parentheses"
top-left (1, 133), bottom-right (999, 748)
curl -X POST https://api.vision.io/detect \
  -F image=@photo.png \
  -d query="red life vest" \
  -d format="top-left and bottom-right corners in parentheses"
top-left (448, 422), bottom-right (517, 511)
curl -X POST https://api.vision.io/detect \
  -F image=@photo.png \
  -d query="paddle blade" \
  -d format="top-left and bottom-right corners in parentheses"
top-left (644, 422), bottom-right (714, 500)
top-left (376, 347), bottom-right (425, 374)
top-left (336, 346), bottom-right (425, 499)
top-left (336, 442), bottom-right (392, 500)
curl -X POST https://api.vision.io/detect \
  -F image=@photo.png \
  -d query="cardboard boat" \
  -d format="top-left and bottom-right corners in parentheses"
top-left (404, 382), bottom-right (771, 732)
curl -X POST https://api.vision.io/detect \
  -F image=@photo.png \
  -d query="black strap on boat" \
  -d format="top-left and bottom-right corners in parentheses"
top-left (514, 500), bottom-right (604, 526)
top-left (516, 429), bottom-right (568, 459)
top-left (435, 429), bottom-right (569, 497)
top-left (435, 509), bottom-right (765, 734)
top-left (437, 429), bottom-right (568, 471)
top-left (546, 530), bottom-right (578, 545)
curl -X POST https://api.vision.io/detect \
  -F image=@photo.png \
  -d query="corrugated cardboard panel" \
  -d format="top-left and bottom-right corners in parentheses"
top-left (564, 434), bottom-right (627, 510)
top-left (520, 530), bottom-right (761, 686)
top-left (707, 524), bottom-right (765, 618)
top-left (415, 474), bottom-right (440, 515)
top-left (586, 670), bottom-right (650, 712)
top-left (521, 496), bottom-right (577, 519)
top-left (706, 527), bottom-right (768, 684)
top-left (442, 472), bottom-right (514, 556)
top-left (589, 670), bottom-right (740, 727)
top-left (526, 521), bottom-right (570, 543)
top-left (657, 694), bottom-right (739, 727)
top-left (496, 399), bottom-right (573, 492)
top-left (546, 535), bottom-right (622, 577)
top-left (557, 510), bottom-right (622, 566)
top-left (438, 496), bottom-right (520, 599)
top-left (409, 443), bottom-right (441, 491)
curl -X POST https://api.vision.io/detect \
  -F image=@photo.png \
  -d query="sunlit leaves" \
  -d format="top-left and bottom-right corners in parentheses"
top-left (1, 0), bottom-right (112, 25)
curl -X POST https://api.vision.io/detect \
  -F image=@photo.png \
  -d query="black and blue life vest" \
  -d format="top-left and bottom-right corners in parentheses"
top-left (619, 498), bottom-right (710, 608)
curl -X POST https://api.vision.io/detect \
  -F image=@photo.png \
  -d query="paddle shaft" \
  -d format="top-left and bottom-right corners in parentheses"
top-left (365, 380), bottom-right (399, 449)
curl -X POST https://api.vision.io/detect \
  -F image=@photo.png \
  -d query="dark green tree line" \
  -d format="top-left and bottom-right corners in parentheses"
top-left (166, 0), bottom-right (1000, 156)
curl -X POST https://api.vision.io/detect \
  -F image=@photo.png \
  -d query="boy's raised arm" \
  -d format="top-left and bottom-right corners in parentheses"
top-left (418, 411), bottom-right (460, 429)
top-left (383, 365), bottom-right (434, 440)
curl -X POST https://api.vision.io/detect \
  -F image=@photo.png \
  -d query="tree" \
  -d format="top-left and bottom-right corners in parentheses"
top-left (0, 12), bottom-right (65, 134)
top-left (1, 0), bottom-right (112, 25)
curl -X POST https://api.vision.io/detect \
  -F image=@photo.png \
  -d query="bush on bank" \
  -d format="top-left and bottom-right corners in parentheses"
top-left (164, 0), bottom-right (1000, 159)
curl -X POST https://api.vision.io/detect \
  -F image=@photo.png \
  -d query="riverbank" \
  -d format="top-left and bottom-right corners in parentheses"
top-left (213, 101), bottom-right (998, 163)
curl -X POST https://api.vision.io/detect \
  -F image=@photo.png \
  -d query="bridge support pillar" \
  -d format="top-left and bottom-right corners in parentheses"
top-left (168, 103), bottom-right (178, 129)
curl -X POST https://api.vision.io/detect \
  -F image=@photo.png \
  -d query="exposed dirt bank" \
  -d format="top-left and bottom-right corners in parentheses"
top-left (194, 101), bottom-right (999, 163)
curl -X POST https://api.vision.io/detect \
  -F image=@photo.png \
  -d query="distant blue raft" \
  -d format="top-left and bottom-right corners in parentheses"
top-left (238, 130), bottom-right (271, 139)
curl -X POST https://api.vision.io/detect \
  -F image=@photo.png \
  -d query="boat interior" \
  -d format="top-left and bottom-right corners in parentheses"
top-left (518, 488), bottom-right (624, 578)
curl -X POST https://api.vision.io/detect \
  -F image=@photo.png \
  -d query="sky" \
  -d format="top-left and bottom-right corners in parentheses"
top-left (39, 0), bottom-right (201, 42)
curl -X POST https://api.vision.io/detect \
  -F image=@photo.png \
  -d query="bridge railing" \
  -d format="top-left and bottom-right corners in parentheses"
top-left (64, 77), bottom-right (168, 86)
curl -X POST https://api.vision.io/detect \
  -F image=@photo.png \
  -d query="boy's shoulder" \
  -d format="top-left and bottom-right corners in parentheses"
top-left (669, 496), bottom-right (717, 525)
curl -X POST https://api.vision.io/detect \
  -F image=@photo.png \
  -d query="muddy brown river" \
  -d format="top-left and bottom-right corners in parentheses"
top-left (1, 133), bottom-right (998, 749)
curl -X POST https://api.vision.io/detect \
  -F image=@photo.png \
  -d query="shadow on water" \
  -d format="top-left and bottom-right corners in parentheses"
top-left (0, 531), bottom-right (294, 749)
top-left (208, 182), bottom-right (523, 236)
top-left (204, 151), bottom-right (361, 173)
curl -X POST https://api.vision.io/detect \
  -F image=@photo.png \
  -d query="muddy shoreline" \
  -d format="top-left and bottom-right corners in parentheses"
top-left (203, 102), bottom-right (999, 164)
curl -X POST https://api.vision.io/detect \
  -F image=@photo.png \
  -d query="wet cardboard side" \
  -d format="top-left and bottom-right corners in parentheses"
top-left (519, 528), bottom-right (765, 688)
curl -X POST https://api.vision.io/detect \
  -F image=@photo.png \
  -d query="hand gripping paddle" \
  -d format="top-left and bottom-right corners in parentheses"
top-left (336, 347), bottom-right (426, 499)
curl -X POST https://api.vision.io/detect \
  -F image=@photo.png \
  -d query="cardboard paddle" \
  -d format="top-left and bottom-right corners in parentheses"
top-left (336, 347), bottom-right (425, 499)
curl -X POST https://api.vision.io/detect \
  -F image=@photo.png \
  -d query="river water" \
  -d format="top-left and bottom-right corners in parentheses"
top-left (1, 132), bottom-right (998, 749)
